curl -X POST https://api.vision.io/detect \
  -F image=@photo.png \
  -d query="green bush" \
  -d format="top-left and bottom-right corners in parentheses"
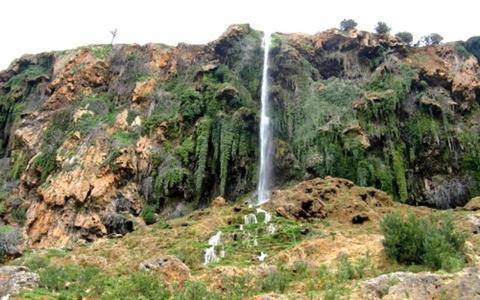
top-left (12, 207), bottom-right (27, 225)
top-left (174, 281), bottom-right (219, 300)
top-left (260, 269), bottom-right (292, 293)
top-left (141, 206), bottom-right (157, 225)
top-left (380, 212), bottom-right (465, 271)
top-left (103, 271), bottom-right (170, 300)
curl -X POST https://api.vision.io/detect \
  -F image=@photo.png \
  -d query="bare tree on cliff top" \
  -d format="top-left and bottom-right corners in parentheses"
top-left (110, 28), bottom-right (118, 45)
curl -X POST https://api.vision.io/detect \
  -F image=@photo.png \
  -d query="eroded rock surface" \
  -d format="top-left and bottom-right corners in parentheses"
top-left (0, 266), bottom-right (39, 297)
top-left (359, 267), bottom-right (480, 300)
top-left (139, 255), bottom-right (191, 284)
top-left (265, 177), bottom-right (392, 223)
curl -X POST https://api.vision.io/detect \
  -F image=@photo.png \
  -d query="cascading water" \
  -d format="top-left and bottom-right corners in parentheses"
top-left (203, 231), bottom-right (222, 265)
top-left (257, 31), bottom-right (273, 205)
top-left (203, 31), bottom-right (275, 265)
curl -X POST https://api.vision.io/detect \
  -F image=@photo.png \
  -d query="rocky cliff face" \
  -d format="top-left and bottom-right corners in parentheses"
top-left (0, 25), bottom-right (479, 247)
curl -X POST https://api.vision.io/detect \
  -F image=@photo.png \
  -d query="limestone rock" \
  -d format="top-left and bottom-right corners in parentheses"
top-left (464, 196), bottom-right (480, 211)
top-left (359, 267), bottom-right (480, 300)
top-left (467, 215), bottom-right (480, 234)
top-left (132, 78), bottom-right (156, 103)
top-left (139, 255), bottom-right (191, 284)
top-left (212, 196), bottom-right (227, 207)
top-left (264, 177), bottom-right (392, 223)
top-left (0, 266), bottom-right (39, 297)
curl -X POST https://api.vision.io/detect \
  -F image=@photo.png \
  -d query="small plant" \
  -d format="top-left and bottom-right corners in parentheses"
top-left (340, 19), bottom-right (357, 32)
top-left (12, 206), bottom-right (27, 225)
top-left (89, 45), bottom-right (113, 60)
top-left (174, 281), bottom-right (219, 300)
top-left (375, 21), bottom-right (391, 35)
top-left (260, 268), bottom-right (292, 293)
top-left (141, 206), bottom-right (157, 225)
top-left (395, 32), bottom-right (413, 45)
top-left (112, 130), bottom-right (139, 147)
top-left (381, 212), bottom-right (465, 271)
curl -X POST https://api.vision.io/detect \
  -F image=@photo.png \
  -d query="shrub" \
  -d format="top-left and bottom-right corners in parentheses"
top-left (103, 271), bottom-right (170, 300)
top-left (395, 32), bottom-right (413, 45)
top-left (375, 22), bottom-right (391, 35)
top-left (380, 212), bottom-right (465, 271)
top-left (340, 19), bottom-right (357, 32)
top-left (111, 130), bottom-right (139, 147)
top-left (12, 206), bottom-right (27, 225)
top-left (465, 36), bottom-right (480, 61)
top-left (174, 281), bottom-right (219, 300)
top-left (260, 269), bottom-right (292, 293)
top-left (141, 206), bottom-right (157, 225)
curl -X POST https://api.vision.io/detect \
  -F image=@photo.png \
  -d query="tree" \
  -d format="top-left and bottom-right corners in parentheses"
top-left (395, 32), bottom-right (413, 45)
top-left (421, 33), bottom-right (444, 46)
top-left (465, 36), bottom-right (480, 61)
top-left (375, 22), bottom-right (391, 35)
top-left (110, 28), bottom-right (118, 45)
top-left (340, 19), bottom-right (357, 32)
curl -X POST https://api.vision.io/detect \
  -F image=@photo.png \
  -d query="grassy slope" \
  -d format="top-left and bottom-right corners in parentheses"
top-left (7, 192), bottom-right (479, 299)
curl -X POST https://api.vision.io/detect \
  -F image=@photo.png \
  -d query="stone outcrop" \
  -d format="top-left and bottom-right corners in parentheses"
top-left (464, 196), bottom-right (480, 211)
top-left (0, 266), bottom-right (39, 297)
top-left (139, 255), bottom-right (191, 284)
top-left (359, 267), bottom-right (480, 299)
top-left (264, 177), bottom-right (392, 223)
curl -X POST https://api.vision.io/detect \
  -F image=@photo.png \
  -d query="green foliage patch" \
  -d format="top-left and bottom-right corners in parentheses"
top-left (381, 212), bottom-right (465, 271)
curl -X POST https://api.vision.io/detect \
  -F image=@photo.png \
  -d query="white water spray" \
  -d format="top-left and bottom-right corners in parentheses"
top-left (257, 31), bottom-right (273, 205)
top-left (244, 213), bottom-right (258, 225)
top-left (203, 231), bottom-right (222, 265)
top-left (257, 252), bottom-right (268, 262)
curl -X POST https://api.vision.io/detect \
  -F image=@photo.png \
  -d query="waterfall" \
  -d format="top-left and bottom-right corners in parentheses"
top-left (257, 31), bottom-right (273, 205)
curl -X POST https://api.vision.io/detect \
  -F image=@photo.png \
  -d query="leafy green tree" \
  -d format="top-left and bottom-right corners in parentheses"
top-left (340, 19), bottom-right (357, 32)
top-left (465, 36), bottom-right (480, 61)
top-left (395, 32), bottom-right (413, 45)
top-left (421, 33), bottom-right (444, 46)
top-left (375, 22), bottom-right (391, 35)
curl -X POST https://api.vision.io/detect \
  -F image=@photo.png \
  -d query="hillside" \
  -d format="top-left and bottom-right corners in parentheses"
top-left (0, 24), bottom-right (480, 299)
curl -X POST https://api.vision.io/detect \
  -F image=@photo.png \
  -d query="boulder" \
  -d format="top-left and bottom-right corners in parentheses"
top-left (464, 196), bottom-right (480, 211)
top-left (212, 196), bottom-right (227, 207)
top-left (359, 267), bottom-right (480, 299)
top-left (264, 177), bottom-right (392, 223)
top-left (0, 266), bottom-right (39, 297)
top-left (139, 255), bottom-right (191, 284)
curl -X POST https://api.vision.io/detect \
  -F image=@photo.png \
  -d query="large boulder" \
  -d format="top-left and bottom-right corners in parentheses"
top-left (464, 196), bottom-right (480, 211)
top-left (359, 267), bottom-right (480, 299)
top-left (264, 177), bottom-right (392, 223)
top-left (0, 266), bottom-right (39, 297)
top-left (139, 255), bottom-right (191, 284)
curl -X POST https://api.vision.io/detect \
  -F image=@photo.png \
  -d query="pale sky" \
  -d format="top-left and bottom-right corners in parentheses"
top-left (1, 0), bottom-right (478, 70)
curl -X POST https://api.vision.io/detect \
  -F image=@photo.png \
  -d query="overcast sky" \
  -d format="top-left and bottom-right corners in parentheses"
top-left (1, 0), bottom-right (478, 70)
